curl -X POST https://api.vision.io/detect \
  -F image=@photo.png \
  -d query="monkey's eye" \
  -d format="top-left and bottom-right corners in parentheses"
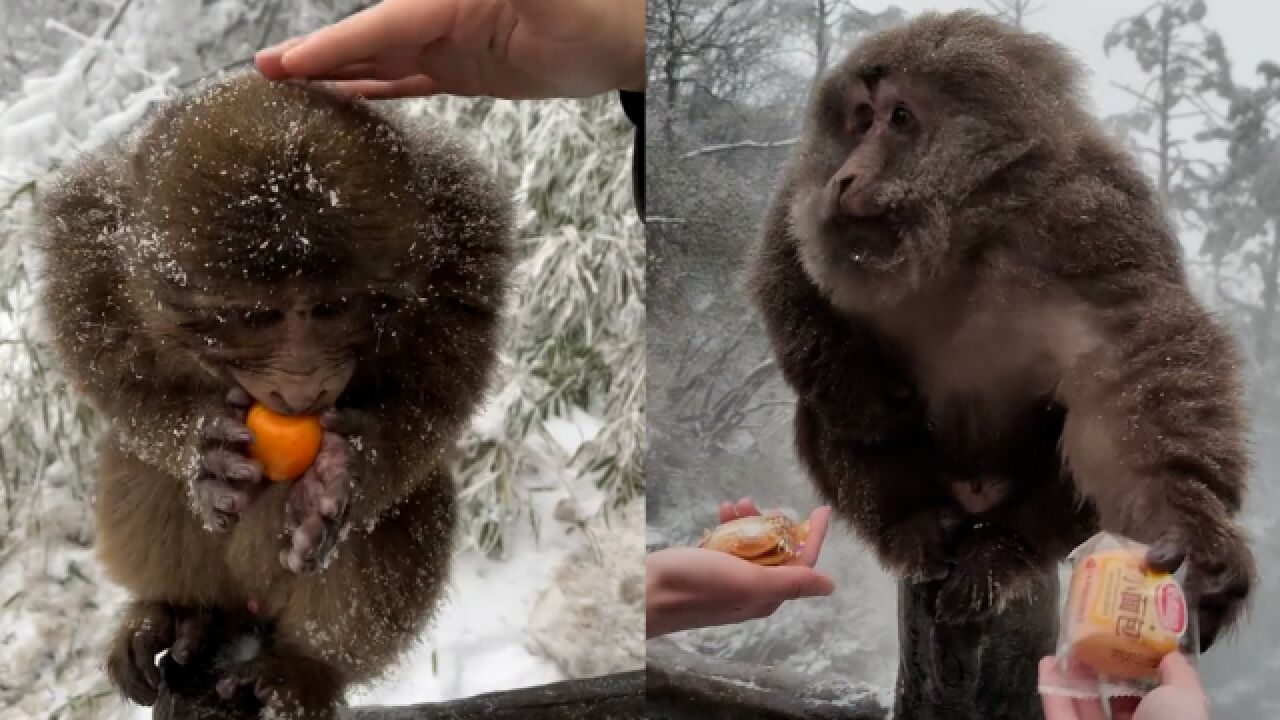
top-left (890, 104), bottom-right (914, 130)
top-left (313, 298), bottom-right (350, 319)
top-left (368, 293), bottom-right (403, 318)
top-left (238, 307), bottom-right (284, 329)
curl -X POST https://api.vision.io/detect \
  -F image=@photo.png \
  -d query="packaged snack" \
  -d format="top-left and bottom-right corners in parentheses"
top-left (699, 514), bottom-right (809, 566)
top-left (1040, 531), bottom-right (1199, 698)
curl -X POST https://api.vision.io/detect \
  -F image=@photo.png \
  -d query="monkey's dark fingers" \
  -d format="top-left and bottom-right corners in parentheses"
top-left (225, 386), bottom-right (253, 412)
top-left (200, 416), bottom-right (253, 449)
top-left (170, 608), bottom-right (212, 665)
top-left (1145, 528), bottom-right (1188, 573)
top-left (108, 607), bottom-right (175, 706)
top-left (202, 447), bottom-right (262, 482)
top-left (192, 463), bottom-right (264, 532)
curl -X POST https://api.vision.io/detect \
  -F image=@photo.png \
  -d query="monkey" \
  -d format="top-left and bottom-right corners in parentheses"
top-left (37, 70), bottom-right (511, 717)
top-left (748, 11), bottom-right (1254, 647)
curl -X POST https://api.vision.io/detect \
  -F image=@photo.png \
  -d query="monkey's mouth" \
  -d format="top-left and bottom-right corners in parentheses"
top-left (827, 215), bottom-right (905, 267)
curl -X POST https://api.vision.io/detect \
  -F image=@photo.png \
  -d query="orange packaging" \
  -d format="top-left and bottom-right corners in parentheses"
top-left (1063, 547), bottom-right (1186, 679)
top-left (1042, 532), bottom-right (1198, 699)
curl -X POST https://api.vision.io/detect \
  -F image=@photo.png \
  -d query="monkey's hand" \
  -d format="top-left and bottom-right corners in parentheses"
top-left (214, 637), bottom-right (342, 717)
top-left (934, 523), bottom-right (1043, 625)
top-left (192, 387), bottom-right (265, 532)
top-left (279, 409), bottom-right (366, 574)
top-left (1147, 525), bottom-right (1253, 651)
top-left (107, 602), bottom-right (213, 706)
top-left (878, 506), bottom-right (959, 583)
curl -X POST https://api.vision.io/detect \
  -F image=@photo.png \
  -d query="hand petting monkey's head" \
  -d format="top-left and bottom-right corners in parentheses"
top-left (788, 11), bottom-right (1088, 304)
top-left (113, 72), bottom-right (509, 415)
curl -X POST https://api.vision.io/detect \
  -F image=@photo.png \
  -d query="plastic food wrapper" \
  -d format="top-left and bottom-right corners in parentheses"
top-left (699, 514), bottom-right (809, 566)
top-left (1040, 531), bottom-right (1199, 699)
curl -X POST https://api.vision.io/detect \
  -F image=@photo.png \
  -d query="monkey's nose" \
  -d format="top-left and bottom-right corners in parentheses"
top-left (270, 388), bottom-right (326, 416)
top-left (830, 175), bottom-right (857, 216)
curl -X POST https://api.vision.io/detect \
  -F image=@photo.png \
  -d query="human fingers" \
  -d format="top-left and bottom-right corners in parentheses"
top-left (1133, 686), bottom-right (1210, 720)
top-left (794, 505), bottom-right (832, 567)
top-left (1038, 657), bottom-right (1082, 720)
top-left (733, 497), bottom-right (761, 518)
top-left (329, 76), bottom-right (442, 99)
top-left (717, 501), bottom-right (735, 524)
top-left (279, 0), bottom-right (454, 79)
top-left (254, 36), bottom-right (306, 80)
top-left (1157, 653), bottom-right (1205, 694)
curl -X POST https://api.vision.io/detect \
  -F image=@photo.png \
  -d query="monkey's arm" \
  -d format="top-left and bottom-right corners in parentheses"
top-left (39, 154), bottom-right (223, 485)
top-left (749, 196), bottom-right (955, 579)
top-left (1058, 276), bottom-right (1253, 645)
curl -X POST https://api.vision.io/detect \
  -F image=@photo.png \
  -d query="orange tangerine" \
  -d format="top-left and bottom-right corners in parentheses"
top-left (245, 403), bottom-right (323, 483)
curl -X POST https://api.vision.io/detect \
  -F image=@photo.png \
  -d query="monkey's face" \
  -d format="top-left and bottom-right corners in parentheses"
top-left (790, 71), bottom-right (955, 302)
top-left (790, 66), bottom-right (1034, 304)
top-left (154, 283), bottom-right (406, 415)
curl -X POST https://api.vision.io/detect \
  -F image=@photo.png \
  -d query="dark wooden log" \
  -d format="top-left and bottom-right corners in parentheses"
top-left (646, 640), bottom-right (887, 720)
top-left (893, 572), bottom-right (1059, 720)
top-left (150, 629), bottom-right (644, 720)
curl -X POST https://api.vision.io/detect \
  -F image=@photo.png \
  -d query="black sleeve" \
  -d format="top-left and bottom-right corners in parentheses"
top-left (619, 90), bottom-right (644, 220)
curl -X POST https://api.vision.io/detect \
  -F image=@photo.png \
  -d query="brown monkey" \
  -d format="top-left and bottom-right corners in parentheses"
top-left (748, 12), bottom-right (1253, 646)
top-left (38, 71), bottom-right (510, 716)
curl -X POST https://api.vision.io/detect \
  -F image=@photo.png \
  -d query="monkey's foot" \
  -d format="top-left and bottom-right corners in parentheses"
top-left (215, 644), bottom-right (342, 719)
top-left (193, 387), bottom-right (265, 532)
top-left (880, 507), bottom-right (960, 583)
top-left (1147, 524), bottom-right (1253, 650)
top-left (933, 524), bottom-right (1043, 625)
top-left (279, 409), bottom-right (368, 574)
top-left (107, 602), bottom-right (214, 706)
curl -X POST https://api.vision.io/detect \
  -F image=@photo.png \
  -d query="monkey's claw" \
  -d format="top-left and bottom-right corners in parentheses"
top-left (1150, 525), bottom-right (1253, 650)
top-left (281, 424), bottom-right (357, 574)
top-left (192, 388), bottom-right (265, 532)
top-left (107, 603), bottom-right (212, 706)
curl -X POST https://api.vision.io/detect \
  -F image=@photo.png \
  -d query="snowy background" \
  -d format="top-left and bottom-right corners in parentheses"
top-left (0, 1), bottom-right (644, 718)
top-left (647, 0), bottom-right (1280, 716)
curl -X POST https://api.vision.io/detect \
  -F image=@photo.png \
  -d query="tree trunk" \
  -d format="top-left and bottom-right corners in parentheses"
top-left (893, 572), bottom-right (1059, 720)
top-left (151, 651), bottom-right (644, 720)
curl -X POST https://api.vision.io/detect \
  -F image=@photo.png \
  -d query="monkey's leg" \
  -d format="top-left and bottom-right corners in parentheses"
top-left (796, 403), bottom-right (956, 582)
top-left (225, 478), bottom-right (455, 709)
top-left (934, 473), bottom-right (1097, 625)
top-left (1060, 288), bottom-right (1254, 648)
top-left (107, 602), bottom-right (217, 706)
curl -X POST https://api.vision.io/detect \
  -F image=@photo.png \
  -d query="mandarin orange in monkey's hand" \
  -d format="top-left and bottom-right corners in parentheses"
top-left (244, 403), bottom-right (323, 483)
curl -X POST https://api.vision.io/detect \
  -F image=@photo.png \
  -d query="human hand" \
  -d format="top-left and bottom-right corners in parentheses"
top-left (1038, 653), bottom-right (1211, 720)
top-left (254, 0), bottom-right (644, 99)
top-left (646, 500), bottom-right (834, 638)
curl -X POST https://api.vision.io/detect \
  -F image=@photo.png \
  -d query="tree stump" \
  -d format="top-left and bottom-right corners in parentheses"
top-left (893, 571), bottom-right (1059, 720)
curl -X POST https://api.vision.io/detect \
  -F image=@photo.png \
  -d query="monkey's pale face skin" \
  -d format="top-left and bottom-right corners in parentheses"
top-left (790, 75), bottom-right (951, 302)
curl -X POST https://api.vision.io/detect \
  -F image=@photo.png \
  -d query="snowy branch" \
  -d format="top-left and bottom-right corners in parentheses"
top-left (681, 137), bottom-right (799, 158)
